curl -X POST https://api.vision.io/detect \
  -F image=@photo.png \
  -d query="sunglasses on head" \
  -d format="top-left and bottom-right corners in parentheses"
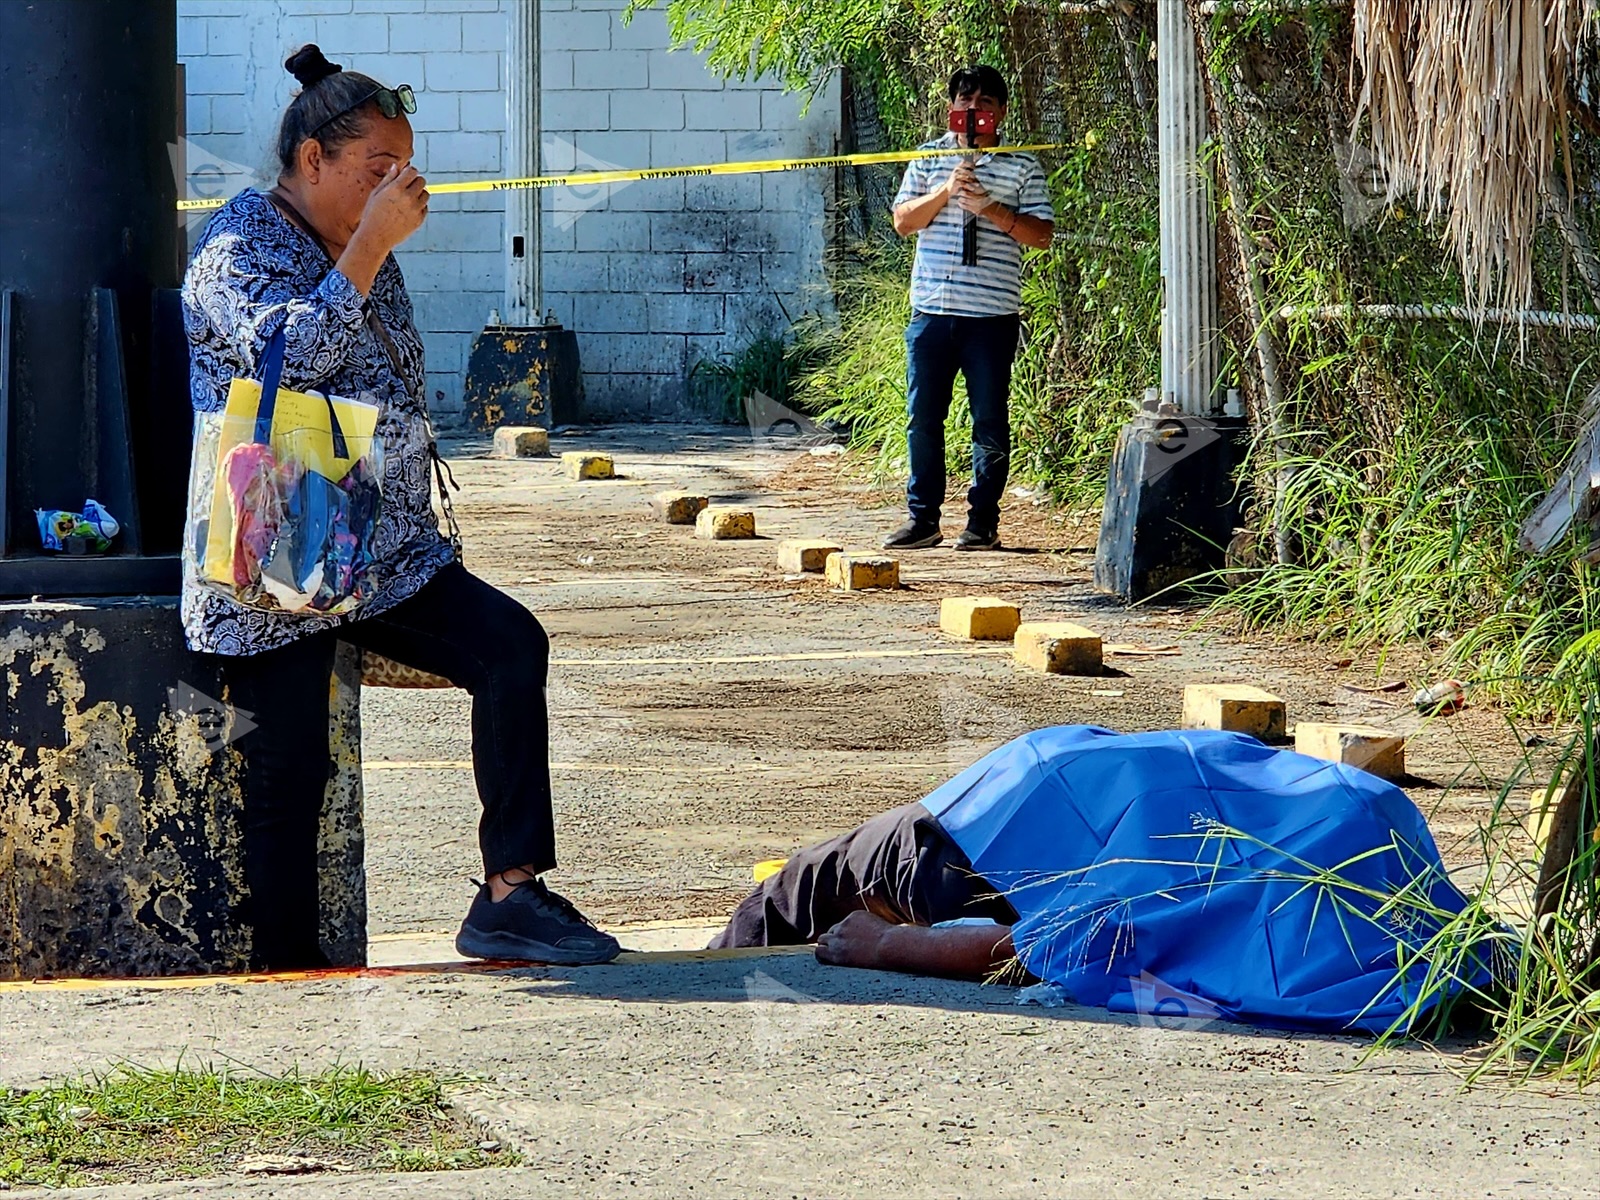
top-left (307, 83), bottom-right (417, 138)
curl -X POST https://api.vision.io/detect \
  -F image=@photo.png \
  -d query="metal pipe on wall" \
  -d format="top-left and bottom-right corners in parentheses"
top-left (505, 0), bottom-right (542, 324)
top-left (1282, 304), bottom-right (1600, 332)
top-left (1156, 0), bottom-right (1221, 416)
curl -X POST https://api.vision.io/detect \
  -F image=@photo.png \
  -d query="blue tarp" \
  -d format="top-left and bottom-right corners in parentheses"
top-left (921, 726), bottom-right (1488, 1033)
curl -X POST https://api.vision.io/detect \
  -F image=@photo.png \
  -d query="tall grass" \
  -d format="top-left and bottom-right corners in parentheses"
top-left (642, 0), bottom-right (1600, 714)
top-left (1207, 214), bottom-right (1600, 716)
top-left (689, 330), bottom-right (824, 423)
top-left (1359, 677), bottom-right (1600, 1084)
top-left (1181, 8), bottom-right (1600, 714)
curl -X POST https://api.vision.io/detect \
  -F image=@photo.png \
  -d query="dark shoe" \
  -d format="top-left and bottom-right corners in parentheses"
top-left (455, 877), bottom-right (621, 965)
top-left (882, 519), bottom-right (944, 550)
top-left (953, 526), bottom-right (1000, 551)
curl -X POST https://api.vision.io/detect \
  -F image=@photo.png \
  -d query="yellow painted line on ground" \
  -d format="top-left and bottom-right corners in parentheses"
top-left (365, 759), bottom-right (474, 770)
top-left (478, 478), bottom-right (656, 493)
top-left (0, 948), bottom-right (809, 995)
top-left (506, 576), bottom-right (776, 587)
top-left (550, 646), bottom-right (1011, 668)
top-left (362, 646), bottom-right (1007, 675)
top-left (366, 759), bottom-right (948, 774)
top-left (369, 917), bottom-right (722, 943)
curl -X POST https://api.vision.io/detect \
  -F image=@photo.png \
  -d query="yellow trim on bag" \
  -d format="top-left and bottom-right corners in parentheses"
top-left (176, 143), bottom-right (1063, 212)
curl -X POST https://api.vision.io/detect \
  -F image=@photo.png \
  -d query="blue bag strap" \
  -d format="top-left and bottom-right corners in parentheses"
top-left (253, 328), bottom-right (286, 445)
top-left (323, 396), bottom-right (350, 460)
top-left (252, 327), bottom-right (351, 460)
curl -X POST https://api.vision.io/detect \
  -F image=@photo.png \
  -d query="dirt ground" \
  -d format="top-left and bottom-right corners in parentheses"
top-left (362, 425), bottom-right (1554, 938)
top-left (3, 425), bottom-right (1590, 1199)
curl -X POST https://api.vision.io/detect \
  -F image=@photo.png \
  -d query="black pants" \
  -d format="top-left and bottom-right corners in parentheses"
top-left (709, 802), bottom-right (1017, 948)
top-left (215, 563), bottom-right (554, 969)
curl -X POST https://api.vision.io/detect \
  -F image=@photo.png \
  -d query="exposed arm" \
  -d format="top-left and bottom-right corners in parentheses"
top-left (814, 911), bottom-right (1016, 981)
top-left (994, 155), bottom-right (1058, 251)
top-left (893, 179), bottom-right (955, 236)
top-left (332, 228), bottom-right (393, 298)
top-left (979, 203), bottom-right (1055, 251)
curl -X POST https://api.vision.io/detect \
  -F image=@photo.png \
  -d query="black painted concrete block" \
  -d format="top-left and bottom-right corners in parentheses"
top-left (1093, 413), bottom-right (1248, 602)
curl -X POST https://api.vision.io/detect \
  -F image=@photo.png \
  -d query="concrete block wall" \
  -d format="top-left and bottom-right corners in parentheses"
top-left (542, 0), bottom-right (839, 420)
top-left (177, 0), bottom-right (840, 425)
top-left (178, 0), bottom-right (510, 426)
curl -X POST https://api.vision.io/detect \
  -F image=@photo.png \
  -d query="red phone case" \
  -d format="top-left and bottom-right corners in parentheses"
top-left (947, 109), bottom-right (996, 136)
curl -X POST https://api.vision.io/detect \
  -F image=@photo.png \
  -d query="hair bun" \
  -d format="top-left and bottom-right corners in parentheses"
top-left (285, 44), bottom-right (342, 89)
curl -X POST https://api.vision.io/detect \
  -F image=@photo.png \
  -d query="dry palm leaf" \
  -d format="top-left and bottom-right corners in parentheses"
top-left (1351, 0), bottom-right (1593, 316)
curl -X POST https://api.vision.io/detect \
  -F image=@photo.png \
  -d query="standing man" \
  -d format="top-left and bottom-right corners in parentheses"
top-left (883, 66), bottom-right (1055, 552)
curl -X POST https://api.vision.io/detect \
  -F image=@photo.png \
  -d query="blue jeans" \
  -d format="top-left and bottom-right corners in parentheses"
top-left (905, 310), bottom-right (1021, 532)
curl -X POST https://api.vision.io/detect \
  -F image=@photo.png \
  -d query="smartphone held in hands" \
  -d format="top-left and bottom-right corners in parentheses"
top-left (948, 108), bottom-right (997, 138)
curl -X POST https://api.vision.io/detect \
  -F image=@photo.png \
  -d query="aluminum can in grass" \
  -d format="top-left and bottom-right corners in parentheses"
top-left (1413, 679), bottom-right (1465, 714)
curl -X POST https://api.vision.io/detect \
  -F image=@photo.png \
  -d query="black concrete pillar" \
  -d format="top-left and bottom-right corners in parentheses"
top-left (0, 3), bottom-right (367, 980)
top-left (0, 0), bottom-right (188, 596)
top-left (0, 601), bottom-right (368, 980)
top-left (1093, 412), bottom-right (1247, 600)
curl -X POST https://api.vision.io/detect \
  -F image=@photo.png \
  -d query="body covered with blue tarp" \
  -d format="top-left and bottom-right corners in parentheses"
top-left (921, 726), bottom-right (1485, 1032)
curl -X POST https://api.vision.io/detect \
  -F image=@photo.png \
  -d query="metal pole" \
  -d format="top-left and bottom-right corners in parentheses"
top-left (1156, 0), bottom-right (1220, 415)
top-left (506, 0), bottom-right (542, 324)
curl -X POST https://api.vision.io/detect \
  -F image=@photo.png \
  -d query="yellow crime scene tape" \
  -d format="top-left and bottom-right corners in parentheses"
top-left (175, 143), bottom-right (1063, 212)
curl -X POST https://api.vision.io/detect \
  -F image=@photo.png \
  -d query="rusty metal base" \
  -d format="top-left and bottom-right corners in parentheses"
top-left (0, 599), bottom-right (365, 980)
top-left (461, 322), bottom-right (584, 431)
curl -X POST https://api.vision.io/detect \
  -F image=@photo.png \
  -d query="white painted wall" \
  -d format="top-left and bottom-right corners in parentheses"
top-left (177, 0), bottom-right (840, 424)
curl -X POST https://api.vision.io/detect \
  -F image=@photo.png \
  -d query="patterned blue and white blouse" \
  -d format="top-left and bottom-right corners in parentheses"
top-left (180, 188), bottom-right (456, 656)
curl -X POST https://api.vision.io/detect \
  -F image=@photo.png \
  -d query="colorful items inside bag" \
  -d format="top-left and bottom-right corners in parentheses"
top-left (36, 499), bottom-right (120, 553)
top-left (188, 329), bottom-right (384, 615)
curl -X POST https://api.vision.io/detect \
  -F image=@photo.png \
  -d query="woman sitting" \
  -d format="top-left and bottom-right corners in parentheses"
top-left (182, 45), bottom-right (617, 970)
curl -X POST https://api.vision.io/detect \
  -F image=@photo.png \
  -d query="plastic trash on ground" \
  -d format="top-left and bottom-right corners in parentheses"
top-left (1015, 982), bottom-right (1068, 1008)
top-left (36, 498), bottom-right (120, 553)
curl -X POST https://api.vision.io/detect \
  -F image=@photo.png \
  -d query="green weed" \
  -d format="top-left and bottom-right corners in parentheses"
top-left (0, 1064), bottom-right (515, 1188)
top-left (639, 0), bottom-right (1600, 714)
top-left (689, 330), bottom-right (823, 423)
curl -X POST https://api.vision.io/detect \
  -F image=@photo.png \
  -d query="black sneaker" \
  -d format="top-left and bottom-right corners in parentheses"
top-left (455, 878), bottom-right (621, 965)
top-left (882, 519), bottom-right (944, 550)
top-left (953, 526), bottom-right (1000, 551)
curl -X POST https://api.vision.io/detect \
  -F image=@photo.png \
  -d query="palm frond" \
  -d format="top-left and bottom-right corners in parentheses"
top-left (1351, 0), bottom-right (1593, 315)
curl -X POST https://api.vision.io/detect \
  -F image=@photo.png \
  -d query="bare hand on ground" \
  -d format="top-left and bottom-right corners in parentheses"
top-left (815, 910), bottom-right (895, 969)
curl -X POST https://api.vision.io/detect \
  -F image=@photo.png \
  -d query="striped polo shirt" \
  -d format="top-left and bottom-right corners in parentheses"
top-left (894, 133), bottom-right (1054, 317)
